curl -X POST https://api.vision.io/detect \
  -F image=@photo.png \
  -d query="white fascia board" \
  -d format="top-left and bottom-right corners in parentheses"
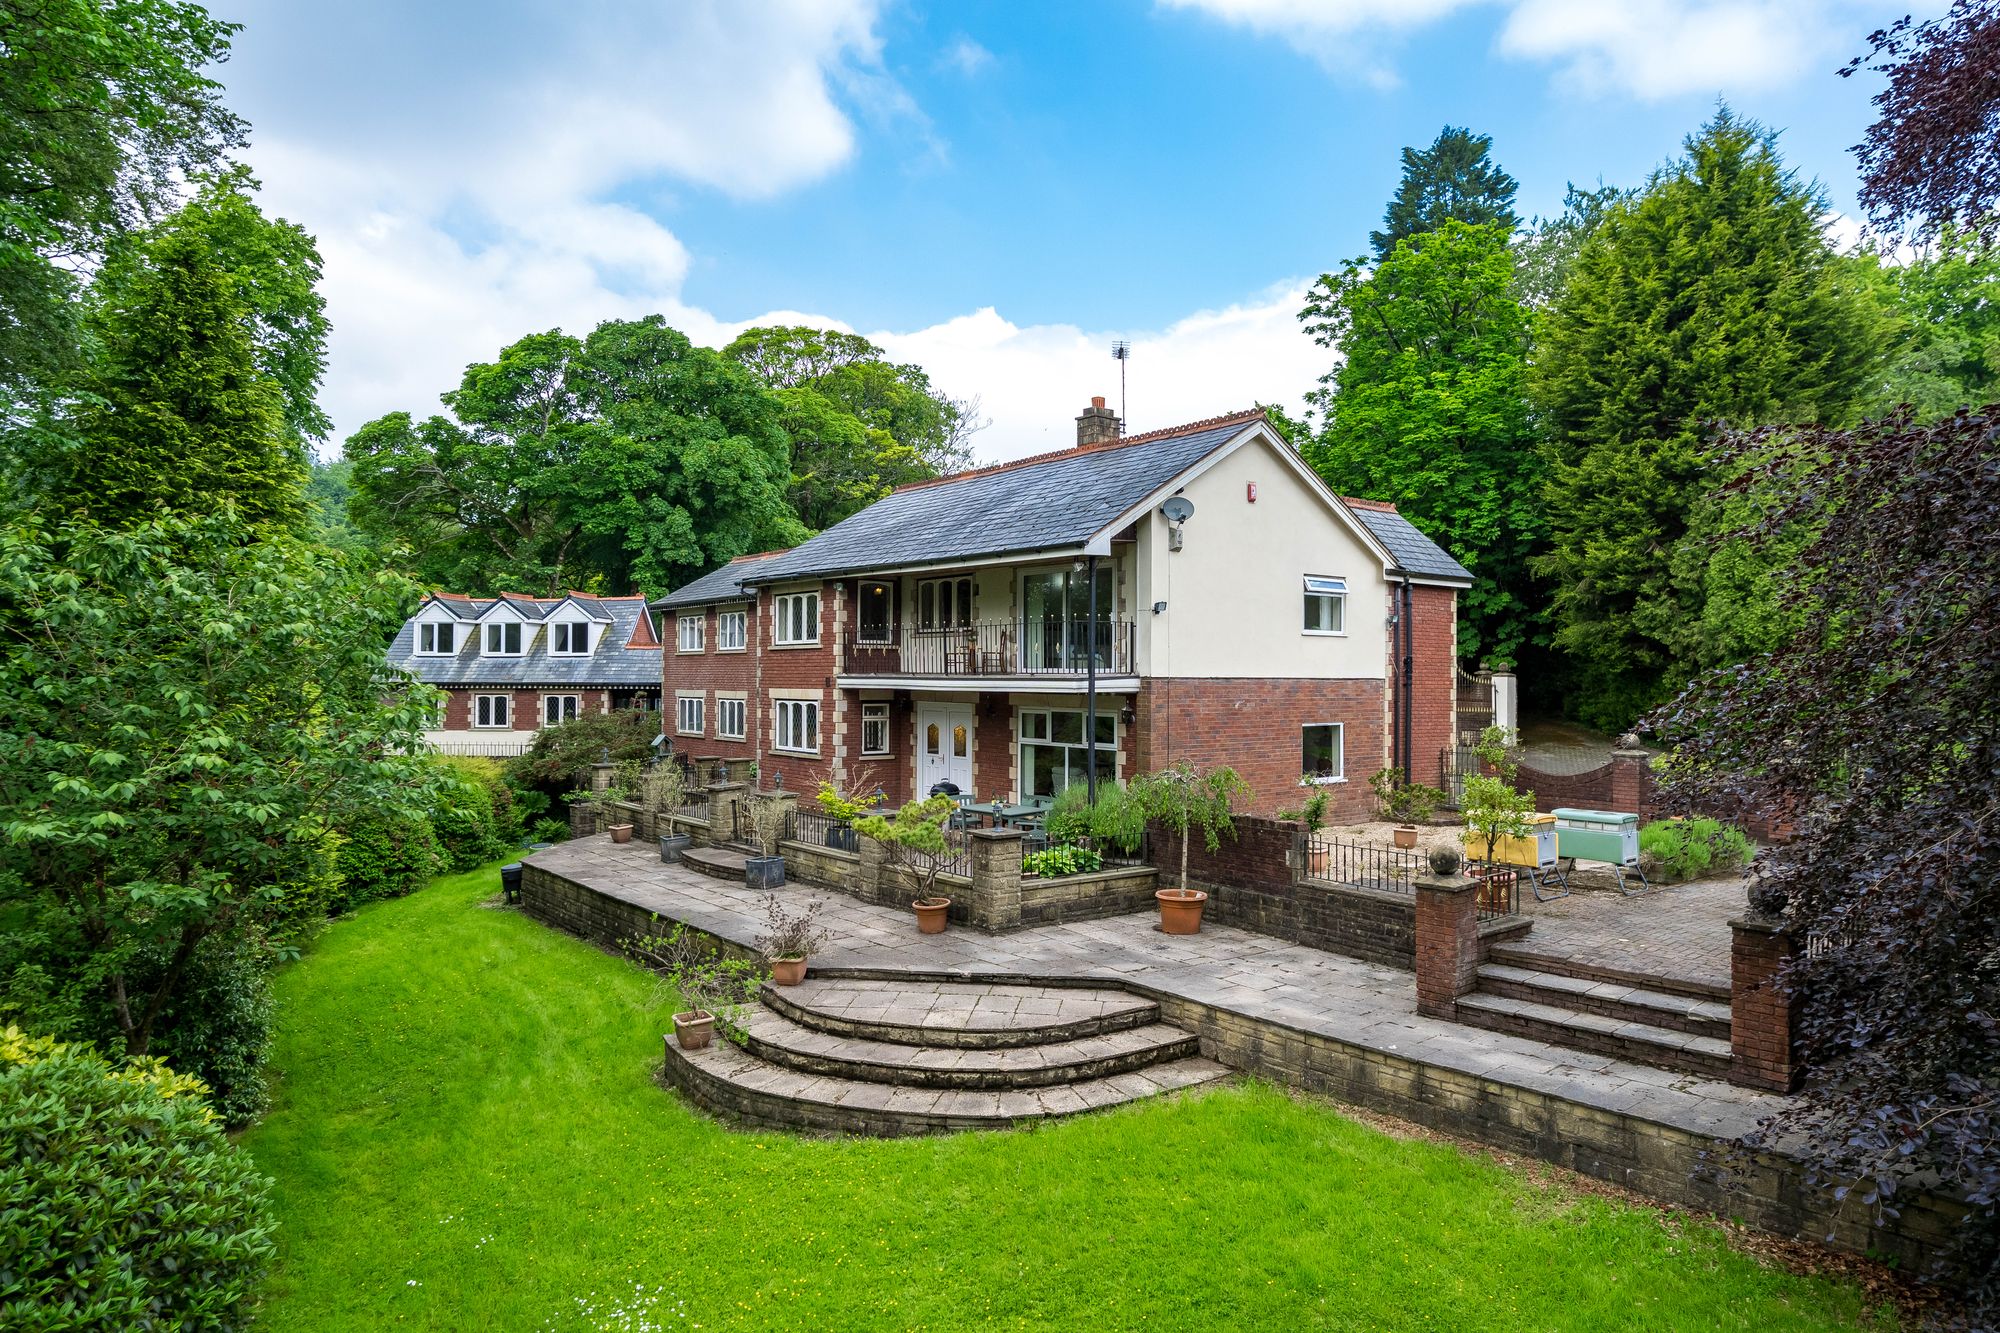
top-left (835, 676), bottom-right (1141, 694)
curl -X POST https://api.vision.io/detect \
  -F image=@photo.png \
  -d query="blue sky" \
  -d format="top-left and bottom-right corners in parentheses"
top-left (216, 0), bottom-right (1931, 461)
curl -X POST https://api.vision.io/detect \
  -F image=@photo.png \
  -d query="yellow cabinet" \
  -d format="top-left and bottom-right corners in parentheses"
top-left (1463, 813), bottom-right (1557, 868)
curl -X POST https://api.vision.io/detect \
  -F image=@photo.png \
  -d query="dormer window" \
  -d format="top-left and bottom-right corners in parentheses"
top-left (551, 622), bottom-right (591, 655)
top-left (484, 621), bottom-right (523, 655)
top-left (417, 622), bottom-right (456, 655)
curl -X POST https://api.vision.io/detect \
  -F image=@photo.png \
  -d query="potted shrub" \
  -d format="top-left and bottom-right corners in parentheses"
top-left (1131, 762), bottom-right (1251, 934)
top-left (624, 922), bottom-right (761, 1051)
top-left (756, 894), bottom-right (830, 987)
top-left (644, 761), bottom-right (695, 862)
top-left (1278, 777), bottom-right (1332, 878)
top-left (564, 780), bottom-right (632, 839)
top-left (815, 780), bottom-right (882, 854)
top-left (743, 793), bottom-right (789, 889)
top-left (1460, 726), bottom-right (1534, 912)
top-left (1370, 768), bottom-right (1445, 848)
top-left (854, 793), bottom-right (961, 933)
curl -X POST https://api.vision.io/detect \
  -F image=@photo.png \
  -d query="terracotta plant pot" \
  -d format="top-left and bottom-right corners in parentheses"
top-left (1473, 867), bottom-right (1518, 914)
top-left (1392, 825), bottom-right (1418, 849)
top-left (770, 954), bottom-right (808, 986)
top-left (672, 1011), bottom-right (714, 1050)
top-left (1305, 844), bottom-right (1331, 879)
top-left (1156, 887), bottom-right (1208, 935)
top-left (913, 897), bottom-right (952, 934)
top-left (609, 823), bottom-right (634, 844)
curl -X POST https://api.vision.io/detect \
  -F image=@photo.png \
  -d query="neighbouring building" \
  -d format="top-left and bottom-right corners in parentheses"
top-left (652, 402), bottom-right (1470, 819)
top-left (389, 592), bottom-right (663, 755)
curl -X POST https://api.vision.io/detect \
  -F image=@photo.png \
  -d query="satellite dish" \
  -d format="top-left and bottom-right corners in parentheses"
top-left (1160, 496), bottom-right (1194, 523)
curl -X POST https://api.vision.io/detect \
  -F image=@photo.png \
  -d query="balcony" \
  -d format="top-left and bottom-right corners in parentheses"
top-left (842, 618), bottom-right (1137, 682)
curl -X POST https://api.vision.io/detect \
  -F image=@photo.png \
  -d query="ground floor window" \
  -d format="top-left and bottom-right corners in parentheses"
top-left (473, 694), bottom-right (510, 728)
top-left (1019, 707), bottom-right (1115, 798)
top-left (775, 698), bottom-right (819, 754)
top-left (676, 693), bottom-right (704, 736)
top-left (716, 697), bottom-right (746, 740)
top-left (543, 694), bottom-right (580, 726)
top-left (1304, 722), bottom-right (1345, 781)
top-left (860, 701), bottom-right (890, 756)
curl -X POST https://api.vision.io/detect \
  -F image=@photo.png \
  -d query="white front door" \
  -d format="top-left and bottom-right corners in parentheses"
top-left (916, 704), bottom-right (974, 796)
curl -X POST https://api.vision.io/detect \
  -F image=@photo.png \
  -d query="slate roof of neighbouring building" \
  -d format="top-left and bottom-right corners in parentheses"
top-left (650, 549), bottom-right (790, 611)
top-left (1342, 501), bottom-right (1474, 583)
top-left (388, 594), bottom-right (662, 688)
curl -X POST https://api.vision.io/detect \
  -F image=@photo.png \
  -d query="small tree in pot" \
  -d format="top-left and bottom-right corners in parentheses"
top-left (1460, 727), bottom-right (1534, 912)
top-left (625, 921), bottom-right (761, 1051)
top-left (644, 761), bottom-right (695, 862)
top-left (854, 793), bottom-right (961, 933)
top-left (756, 893), bottom-right (830, 986)
top-left (743, 793), bottom-right (789, 889)
top-left (1370, 767), bottom-right (1445, 847)
top-left (1278, 778), bottom-right (1332, 878)
top-left (1131, 761), bottom-right (1251, 934)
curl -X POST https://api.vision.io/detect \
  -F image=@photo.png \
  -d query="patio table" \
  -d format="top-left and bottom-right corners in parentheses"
top-left (996, 803), bottom-right (1041, 827)
top-left (962, 800), bottom-right (1007, 826)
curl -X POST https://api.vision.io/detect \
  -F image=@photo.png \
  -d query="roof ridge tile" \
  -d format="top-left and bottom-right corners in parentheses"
top-left (892, 406), bottom-right (1267, 495)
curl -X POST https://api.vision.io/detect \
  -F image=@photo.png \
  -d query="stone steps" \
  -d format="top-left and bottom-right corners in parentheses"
top-left (728, 1005), bottom-right (1200, 1089)
top-left (661, 974), bottom-right (1227, 1136)
top-left (1486, 943), bottom-right (1729, 1003)
top-left (680, 845), bottom-right (749, 882)
top-left (1454, 991), bottom-right (1733, 1080)
top-left (1475, 963), bottom-right (1732, 1040)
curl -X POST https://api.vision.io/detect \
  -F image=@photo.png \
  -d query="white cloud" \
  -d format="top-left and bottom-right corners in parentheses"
top-left (1157, 0), bottom-right (1874, 99)
top-left (943, 36), bottom-right (996, 75)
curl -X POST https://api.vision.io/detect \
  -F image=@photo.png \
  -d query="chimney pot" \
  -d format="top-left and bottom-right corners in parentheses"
top-left (1091, 396), bottom-right (1106, 409)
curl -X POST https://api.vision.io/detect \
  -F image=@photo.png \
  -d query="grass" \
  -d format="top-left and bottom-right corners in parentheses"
top-left (241, 860), bottom-right (1891, 1332)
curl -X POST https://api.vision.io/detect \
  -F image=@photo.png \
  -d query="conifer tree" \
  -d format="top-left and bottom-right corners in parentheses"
top-left (1531, 109), bottom-right (1877, 728)
top-left (1371, 126), bottom-right (1518, 260)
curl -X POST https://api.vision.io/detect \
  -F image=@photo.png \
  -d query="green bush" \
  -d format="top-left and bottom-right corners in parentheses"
top-left (430, 756), bottom-right (513, 871)
top-left (335, 807), bottom-right (441, 906)
top-left (1088, 784), bottom-right (1147, 855)
top-left (524, 817), bottom-right (569, 846)
top-left (506, 709), bottom-right (661, 789)
top-left (1638, 818), bottom-right (1753, 881)
top-left (105, 942), bottom-right (273, 1127)
top-left (1044, 786), bottom-right (1091, 843)
top-left (1022, 844), bottom-right (1104, 879)
top-left (268, 831), bottom-right (345, 945)
top-left (0, 1026), bottom-right (276, 1328)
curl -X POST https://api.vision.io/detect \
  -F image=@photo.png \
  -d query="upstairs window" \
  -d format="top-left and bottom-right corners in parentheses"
top-left (917, 577), bottom-right (973, 630)
top-left (774, 698), bottom-right (819, 753)
top-left (418, 622), bottom-right (456, 655)
top-left (716, 609), bottom-right (747, 651)
top-left (774, 592), bottom-right (819, 646)
top-left (484, 621), bottom-right (523, 655)
top-left (676, 694), bottom-right (704, 736)
top-left (551, 622), bottom-right (591, 655)
top-left (1303, 576), bottom-right (1346, 635)
top-left (716, 697), bottom-right (746, 740)
top-left (677, 614), bottom-right (704, 653)
top-left (857, 582), bottom-right (893, 644)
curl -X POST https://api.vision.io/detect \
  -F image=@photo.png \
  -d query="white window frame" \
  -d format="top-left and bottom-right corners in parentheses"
top-left (483, 620), bottom-right (524, 656)
top-left (715, 697), bottom-right (747, 740)
top-left (1303, 575), bottom-right (1347, 636)
top-left (715, 608), bottom-right (747, 652)
top-left (773, 591), bottom-right (820, 646)
top-left (677, 614), bottom-right (704, 653)
top-left (676, 692), bottom-right (705, 737)
top-left (417, 621), bottom-right (457, 656)
top-left (542, 694), bottom-right (580, 726)
top-left (860, 702), bottom-right (890, 756)
top-left (916, 576), bottom-right (974, 630)
top-left (1303, 722), bottom-right (1346, 783)
top-left (774, 698), bottom-right (819, 754)
top-left (472, 694), bottom-right (511, 729)
top-left (550, 621), bottom-right (591, 656)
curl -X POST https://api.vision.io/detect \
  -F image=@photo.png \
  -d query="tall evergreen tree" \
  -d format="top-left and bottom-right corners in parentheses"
top-left (1300, 220), bottom-right (1542, 667)
top-left (41, 226), bottom-right (304, 531)
top-left (1532, 109), bottom-right (1878, 729)
top-left (1371, 126), bottom-right (1519, 260)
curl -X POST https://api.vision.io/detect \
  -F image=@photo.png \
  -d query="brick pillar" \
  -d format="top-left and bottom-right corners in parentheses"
top-left (1729, 914), bottom-right (1800, 1091)
top-left (589, 761), bottom-right (616, 793)
top-left (1608, 748), bottom-right (1651, 815)
top-left (966, 827), bottom-right (1024, 933)
top-left (567, 798), bottom-right (597, 840)
top-left (1414, 873), bottom-right (1481, 1019)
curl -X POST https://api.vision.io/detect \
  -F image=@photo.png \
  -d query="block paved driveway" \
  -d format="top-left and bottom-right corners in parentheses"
top-left (529, 838), bottom-right (1785, 1141)
top-left (1519, 876), bottom-right (1746, 993)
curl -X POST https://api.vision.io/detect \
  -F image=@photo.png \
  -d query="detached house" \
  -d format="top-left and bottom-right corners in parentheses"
top-left (389, 593), bottom-right (663, 755)
top-left (653, 401), bottom-right (1470, 818)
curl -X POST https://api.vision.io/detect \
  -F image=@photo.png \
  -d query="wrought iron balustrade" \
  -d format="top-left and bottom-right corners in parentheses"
top-left (843, 618), bottom-right (1136, 678)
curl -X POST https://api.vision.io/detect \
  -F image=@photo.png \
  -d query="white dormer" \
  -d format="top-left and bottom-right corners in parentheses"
top-left (542, 596), bottom-right (613, 658)
top-left (476, 600), bottom-right (530, 657)
top-left (413, 598), bottom-right (467, 656)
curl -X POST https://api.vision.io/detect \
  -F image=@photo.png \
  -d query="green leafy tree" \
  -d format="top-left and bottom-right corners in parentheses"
top-left (304, 456), bottom-right (380, 555)
top-left (1129, 762), bottom-right (1252, 896)
top-left (1512, 182), bottom-right (1632, 309)
top-left (0, 0), bottom-right (245, 401)
top-left (1856, 224), bottom-right (2000, 417)
top-left (1532, 109), bottom-right (1879, 728)
top-left (1301, 220), bottom-right (1543, 666)
top-left (348, 317), bottom-right (803, 594)
top-left (1370, 125), bottom-right (1519, 261)
top-left (0, 513), bottom-right (437, 1065)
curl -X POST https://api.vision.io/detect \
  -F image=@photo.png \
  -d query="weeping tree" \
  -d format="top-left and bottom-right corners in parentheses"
top-left (1649, 406), bottom-right (2000, 1317)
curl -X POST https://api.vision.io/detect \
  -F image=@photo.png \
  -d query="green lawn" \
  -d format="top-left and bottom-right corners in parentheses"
top-left (240, 861), bottom-right (1889, 1332)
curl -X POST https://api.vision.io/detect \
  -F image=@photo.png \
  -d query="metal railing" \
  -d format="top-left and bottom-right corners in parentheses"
top-left (1297, 835), bottom-right (1428, 894)
top-left (843, 617), bottom-right (1136, 678)
top-left (1475, 869), bottom-right (1521, 922)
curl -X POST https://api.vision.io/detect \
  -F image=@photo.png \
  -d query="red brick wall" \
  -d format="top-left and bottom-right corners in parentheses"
top-left (759, 582), bottom-right (838, 794)
top-left (1407, 584), bottom-right (1457, 782)
top-left (974, 696), bottom-right (1013, 802)
top-left (1132, 677), bottom-right (1386, 819)
top-left (439, 687), bottom-right (604, 732)
top-left (663, 601), bottom-right (760, 764)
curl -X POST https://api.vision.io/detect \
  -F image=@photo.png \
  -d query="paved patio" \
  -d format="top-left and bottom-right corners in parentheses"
top-left (527, 837), bottom-right (1785, 1142)
top-left (1518, 876), bottom-right (1746, 993)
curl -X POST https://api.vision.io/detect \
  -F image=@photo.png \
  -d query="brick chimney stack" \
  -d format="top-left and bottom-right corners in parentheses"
top-left (1076, 395), bottom-right (1120, 447)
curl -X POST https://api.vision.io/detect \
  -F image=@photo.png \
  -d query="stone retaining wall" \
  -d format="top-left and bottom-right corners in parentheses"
top-left (1019, 867), bottom-right (1159, 927)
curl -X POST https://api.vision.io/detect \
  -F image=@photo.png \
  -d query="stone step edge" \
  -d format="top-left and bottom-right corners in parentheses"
top-left (726, 1009), bottom-right (1201, 1089)
top-left (1485, 944), bottom-right (1730, 1004)
top-left (1476, 963), bottom-right (1732, 1038)
top-left (1454, 992), bottom-right (1732, 1078)
top-left (760, 983), bottom-right (1159, 1051)
top-left (661, 1038), bottom-right (1233, 1138)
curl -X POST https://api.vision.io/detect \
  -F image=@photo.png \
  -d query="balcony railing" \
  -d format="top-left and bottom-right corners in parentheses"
top-left (843, 618), bottom-right (1136, 678)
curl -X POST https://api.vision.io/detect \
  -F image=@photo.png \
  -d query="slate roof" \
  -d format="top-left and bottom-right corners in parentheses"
top-left (650, 550), bottom-right (789, 611)
top-left (388, 594), bottom-right (662, 688)
top-left (1343, 502), bottom-right (1473, 583)
top-left (740, 411), bottom-right (1268, 585)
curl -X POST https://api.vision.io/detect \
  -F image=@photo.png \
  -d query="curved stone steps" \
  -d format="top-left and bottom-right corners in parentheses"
top-left (725, 1005), bottom-right (1200, 1089)
top-left (662, 1035), bottom-right (1231, 1137)
top-left (762, 978), bottom-right (1158, 1050)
